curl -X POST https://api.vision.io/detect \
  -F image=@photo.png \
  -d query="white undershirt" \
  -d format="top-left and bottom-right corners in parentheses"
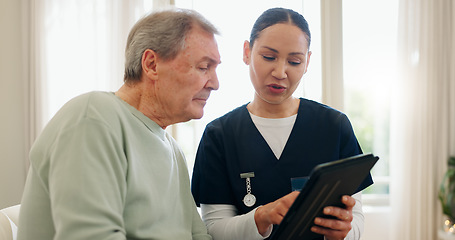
top-left (200, 112), bottom-right (365, 240)
top-left (249, 113), bottom-right (297, 159)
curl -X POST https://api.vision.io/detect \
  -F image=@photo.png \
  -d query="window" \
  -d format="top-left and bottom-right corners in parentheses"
top-left (39, 0), bottom-right (155, 127)
top-left (342, 0), bottom-right (397, 205)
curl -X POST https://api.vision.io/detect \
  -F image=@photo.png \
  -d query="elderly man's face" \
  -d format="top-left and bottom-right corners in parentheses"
top-left (154, 25), bottom-right (220, 123)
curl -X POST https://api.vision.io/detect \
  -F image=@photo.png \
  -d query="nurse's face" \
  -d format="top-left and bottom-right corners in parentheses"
top-left (243, 23), bottom-right (311, 105)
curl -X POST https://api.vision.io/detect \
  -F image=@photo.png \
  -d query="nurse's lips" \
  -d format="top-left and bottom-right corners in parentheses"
top-left (268, 84), bottom-right (285, 89)
top-left (267, 84), bottom-right (286, 93)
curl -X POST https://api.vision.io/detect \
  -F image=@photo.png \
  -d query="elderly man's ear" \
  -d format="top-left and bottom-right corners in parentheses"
top-left (141, 49), bottom-right (159, 80)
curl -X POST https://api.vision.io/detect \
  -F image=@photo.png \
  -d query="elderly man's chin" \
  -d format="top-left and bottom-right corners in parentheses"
top-left (194, 107), bottom-right (206, 120)
top-left (194, 99), bottom-right (208, 116)
top-left (185, 102), bottom-right (206, 120)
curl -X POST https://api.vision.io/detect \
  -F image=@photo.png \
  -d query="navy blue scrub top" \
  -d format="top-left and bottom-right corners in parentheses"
top-left (192, 98), bottom-right (374, 216)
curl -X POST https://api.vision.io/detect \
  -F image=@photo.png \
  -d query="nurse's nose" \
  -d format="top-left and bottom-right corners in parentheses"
top-left (271, 60), bottom-right (287, 80)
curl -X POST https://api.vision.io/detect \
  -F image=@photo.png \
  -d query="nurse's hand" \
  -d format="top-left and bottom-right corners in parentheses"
top-left (311, 195), bottom-right (355, 240)
top-left (253, 191), bottom-right (300, 236)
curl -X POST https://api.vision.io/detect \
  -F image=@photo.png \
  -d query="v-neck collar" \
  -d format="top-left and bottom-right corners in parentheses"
top-left (239, 99), bottom-right (304, 161)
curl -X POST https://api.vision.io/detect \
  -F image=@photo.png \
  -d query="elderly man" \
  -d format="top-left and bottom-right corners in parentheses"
top-left (18, 8), bottom-right (220, 240)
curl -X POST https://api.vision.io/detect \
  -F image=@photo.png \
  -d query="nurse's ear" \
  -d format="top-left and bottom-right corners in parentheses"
top-left (243, 40), bottom-right (251, 65)
top-left (303, 50), bottom-right (312, 74)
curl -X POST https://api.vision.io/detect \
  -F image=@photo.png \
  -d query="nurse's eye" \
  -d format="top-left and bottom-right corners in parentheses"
top-left (262, 55), bottom-right (276, 61)
top-left (288, 61), bottom-right (302, 66)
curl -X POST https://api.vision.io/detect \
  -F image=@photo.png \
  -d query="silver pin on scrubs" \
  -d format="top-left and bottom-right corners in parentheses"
top-left (240, 172), bottom-right (256, 207)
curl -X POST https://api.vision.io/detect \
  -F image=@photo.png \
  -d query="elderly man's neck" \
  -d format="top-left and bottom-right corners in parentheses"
top-left (115, 81), bottom-right (171, 129)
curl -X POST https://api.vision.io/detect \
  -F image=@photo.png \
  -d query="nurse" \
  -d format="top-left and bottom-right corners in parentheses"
top-left (191, 7), bottom-right (373, 240)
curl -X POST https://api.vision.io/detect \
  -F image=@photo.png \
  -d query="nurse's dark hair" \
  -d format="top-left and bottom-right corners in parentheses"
top-left (249, 8), bottom-right (311, 49)
top-left (123, 8), bottom-right (219, 82)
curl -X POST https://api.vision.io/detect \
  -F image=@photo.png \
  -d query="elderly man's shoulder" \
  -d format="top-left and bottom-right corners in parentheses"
top-left (51, 91), bottom-right (125, 126)
top-left (60, 91), bottom-right (115, 112)
top-left (67, 91), bottom-right (114, 104)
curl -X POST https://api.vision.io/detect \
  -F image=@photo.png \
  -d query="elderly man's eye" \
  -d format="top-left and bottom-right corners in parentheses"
top-left (198, 64), bottom-right (209, 71)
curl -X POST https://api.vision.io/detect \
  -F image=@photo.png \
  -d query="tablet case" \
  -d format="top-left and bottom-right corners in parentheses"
top-left (269, 153), bottom-right (379, 240)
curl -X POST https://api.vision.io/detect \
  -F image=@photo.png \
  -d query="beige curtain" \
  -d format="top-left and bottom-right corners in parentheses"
top-left (26, 0), bottom-right (174, 172)
top-left (390, 0), bottom-right (455, 239)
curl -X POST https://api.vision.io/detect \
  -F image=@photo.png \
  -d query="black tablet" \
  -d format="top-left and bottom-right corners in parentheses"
top-left (270, 153), bottom-right (379, 240)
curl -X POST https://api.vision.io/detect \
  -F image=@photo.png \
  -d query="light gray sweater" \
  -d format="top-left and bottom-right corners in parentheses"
top-left (18, 91), bottom-right (211, 240)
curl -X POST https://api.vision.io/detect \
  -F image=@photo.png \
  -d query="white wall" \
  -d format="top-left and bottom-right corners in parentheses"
top-left (0, 0), bottom-right (28, 209)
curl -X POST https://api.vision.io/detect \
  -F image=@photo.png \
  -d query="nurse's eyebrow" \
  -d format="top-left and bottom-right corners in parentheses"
top-left (261, 46), bottom-right (305, 56)
top-left (261, 46), bottom-right (279, 53)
